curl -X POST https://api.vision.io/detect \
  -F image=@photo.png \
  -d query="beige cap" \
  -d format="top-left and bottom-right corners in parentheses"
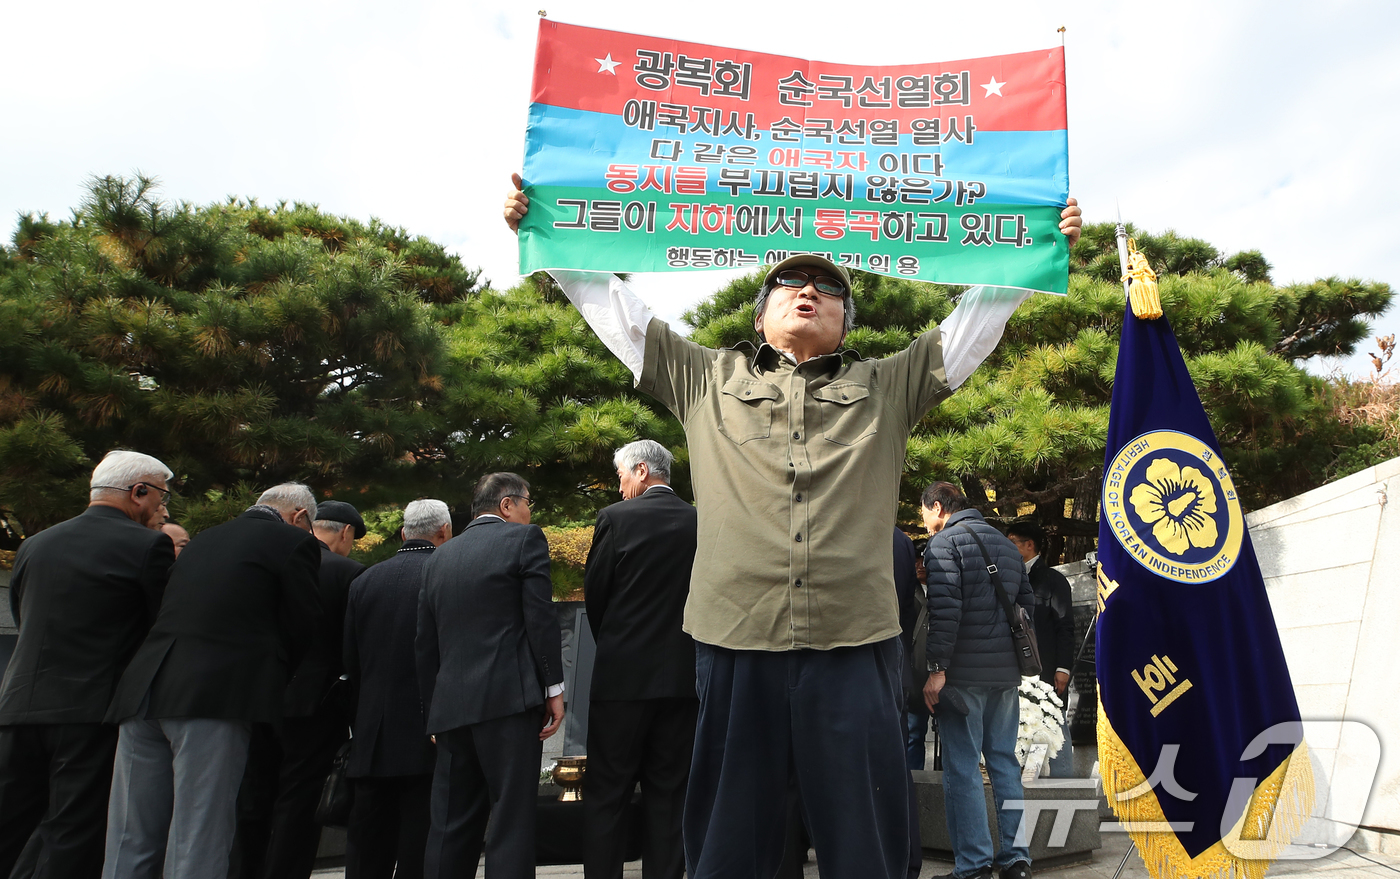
top-left (762, 253), bottom-right (852, 291)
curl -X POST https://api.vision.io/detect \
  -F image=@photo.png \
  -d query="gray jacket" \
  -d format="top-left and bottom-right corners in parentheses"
top-left (923, 509), bottom-right (1034, 688)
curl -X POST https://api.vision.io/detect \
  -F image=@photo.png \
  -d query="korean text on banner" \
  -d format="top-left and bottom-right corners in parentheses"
top-left (520, 20), bottom-right (1070, 293)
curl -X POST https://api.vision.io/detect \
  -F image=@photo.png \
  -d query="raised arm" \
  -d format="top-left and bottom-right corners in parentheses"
top-left (938, 197), bottom-right (1081, 389)
top-left (938, 286), bottom-right (1033, 390)
top-left (505, 173), bottom-right (655, 380)
top-left (547, 270), bottom-right (654, 380)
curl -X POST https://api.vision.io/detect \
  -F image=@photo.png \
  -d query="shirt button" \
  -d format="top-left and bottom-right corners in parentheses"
top-left (795, 493), bottom-right (802, 502)
top-left (793, 432), bottom-right (801, 440)
top-left (795, 579), bottom-right (803, 588)
top-left (745, 390), bottom-right (752, 396)
top-left (795, 533), bottom-right (802, 542)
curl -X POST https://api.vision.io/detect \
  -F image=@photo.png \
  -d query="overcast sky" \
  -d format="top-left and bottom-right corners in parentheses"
top-left (5, 0), bottom-right (1397, 375)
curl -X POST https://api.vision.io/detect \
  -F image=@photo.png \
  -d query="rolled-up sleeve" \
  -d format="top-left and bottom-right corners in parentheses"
top-left (549, 270), bottom-right (656, 381)
top-left (938, 286), bottom-right (1032, 390)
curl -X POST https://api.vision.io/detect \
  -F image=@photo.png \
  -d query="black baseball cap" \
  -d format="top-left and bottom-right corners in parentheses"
top-left (315, 500), bottom-right (366, 539)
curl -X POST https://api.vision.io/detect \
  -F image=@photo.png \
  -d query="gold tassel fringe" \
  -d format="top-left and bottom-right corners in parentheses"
top-left (1124, 237), bottom-right (1164, 319)
top-left (1098, 697), bottom-right (1315, 879)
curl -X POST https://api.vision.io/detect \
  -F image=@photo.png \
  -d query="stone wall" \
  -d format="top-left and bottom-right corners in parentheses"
top-left (1246, 456), bottom-right (1400, 836)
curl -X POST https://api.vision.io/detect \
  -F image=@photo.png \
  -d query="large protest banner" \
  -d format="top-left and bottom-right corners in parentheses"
top-left (520, 20), bottom-right (1070, 293)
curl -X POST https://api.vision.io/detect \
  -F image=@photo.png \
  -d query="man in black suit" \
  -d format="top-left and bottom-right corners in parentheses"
top-left (581, 440), bottom-right (697, 879)
top-left (235, 500), bottom-right (366, 879)
top-left (342, 499), bottom-right (452, 879)
top-left (417, 473), bottom-right (564, 879)
top-left (1004, 522), bottom-right (1073, 699)
top-left (102, 483), bottom-right (321, 879)
top-left (1005, 520), bottom-right (1075, 776)
top-left (0, 450), bottom-right (175, 879)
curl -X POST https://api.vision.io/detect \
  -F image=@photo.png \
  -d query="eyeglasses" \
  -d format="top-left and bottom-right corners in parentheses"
top-left (94, 482), bottom-right (172, 503)
top-left (504, 494), bottom-right (533, 508)
top-left (773, 269), bottom-right (848, 298)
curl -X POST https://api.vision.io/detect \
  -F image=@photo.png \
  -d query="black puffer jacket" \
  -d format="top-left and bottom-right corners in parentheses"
top-left (924, 509), bottom-right (1034, 688)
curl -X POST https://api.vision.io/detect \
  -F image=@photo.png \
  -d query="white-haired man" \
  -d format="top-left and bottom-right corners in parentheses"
top-left (103, 484), bottom-right (321, 879)
top-left (582, 439), bottom-right (699, 879)
top-left (342, 498), bottom-right (451, 879)
top-left (0, 451), bottom-right (175, 879)
top-left (505, 180), bottom-right (1082, 878)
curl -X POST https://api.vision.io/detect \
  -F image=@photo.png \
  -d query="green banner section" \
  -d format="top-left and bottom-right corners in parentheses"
top-left (519, 186), bottom-right (1068, 293)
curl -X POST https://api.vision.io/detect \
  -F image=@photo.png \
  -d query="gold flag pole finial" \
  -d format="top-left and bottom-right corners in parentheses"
top-left (1115, 211), bottom-right (1162, 320)
top-left (1057, 26), bottom-right (1066, 46)
top-left (538, 9), bottom-right (548, 16)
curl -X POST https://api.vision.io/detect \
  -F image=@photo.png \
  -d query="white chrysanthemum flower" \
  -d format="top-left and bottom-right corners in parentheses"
top-left (1016, 676), bottom-right (1067, 765)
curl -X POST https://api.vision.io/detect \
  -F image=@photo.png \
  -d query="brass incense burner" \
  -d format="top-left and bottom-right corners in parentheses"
top-left (551, 756), bottom-right (587, 802)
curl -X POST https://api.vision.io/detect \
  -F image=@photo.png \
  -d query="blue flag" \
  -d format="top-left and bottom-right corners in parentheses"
top-left (1096, 300), bottom-right (1314, 878)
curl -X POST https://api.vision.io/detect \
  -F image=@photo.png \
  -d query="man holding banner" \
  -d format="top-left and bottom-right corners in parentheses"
top-left (507, 20), bottom-right (1083, 879)
top-left (506, 185), bottom-right (1079, 877)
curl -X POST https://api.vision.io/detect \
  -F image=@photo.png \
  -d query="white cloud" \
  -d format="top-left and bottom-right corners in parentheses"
top-left (4, 0), bottom-right (1397, 369)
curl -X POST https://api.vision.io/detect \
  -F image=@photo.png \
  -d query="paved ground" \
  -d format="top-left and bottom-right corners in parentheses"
top-left (307, 750), bottom-right (1400, 877)
top-left (311, 827), bottom-right (1400, 878)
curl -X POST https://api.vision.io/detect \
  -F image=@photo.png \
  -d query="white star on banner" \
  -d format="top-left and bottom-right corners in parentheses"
top-left (981, 77), bottom-right (1005, 97)
top-left (596, 53), bottom-right (620, 75)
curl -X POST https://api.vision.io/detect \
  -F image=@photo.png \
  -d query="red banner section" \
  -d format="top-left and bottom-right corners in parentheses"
top-left (532, 20), bottom-right (1065, 134)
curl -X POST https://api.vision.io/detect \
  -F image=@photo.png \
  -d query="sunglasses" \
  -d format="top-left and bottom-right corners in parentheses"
top-left (773, 269), bottom-right (848, 298)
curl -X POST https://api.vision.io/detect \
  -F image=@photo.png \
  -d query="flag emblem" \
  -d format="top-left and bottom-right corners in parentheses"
top-left (1102, 430), bottom-right (1244, 584)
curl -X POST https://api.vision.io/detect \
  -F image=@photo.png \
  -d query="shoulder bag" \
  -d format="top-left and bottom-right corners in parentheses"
top-left (954, 524), bottom-right (1042, 678)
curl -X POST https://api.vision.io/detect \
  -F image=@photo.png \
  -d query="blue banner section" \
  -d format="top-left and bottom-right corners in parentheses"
top-left (1097, 308), bottom-right (1304, 859)
top-left (523, 103), bottom-right (1068, 206)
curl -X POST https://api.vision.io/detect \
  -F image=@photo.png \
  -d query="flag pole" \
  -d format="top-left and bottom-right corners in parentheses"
top-left (1109, 847), bottom-right (1135, 879)
top-left (1114, 205), bottom-right (1133, 305)
top-left (1109, 207), bottom-right (1143, 879)
top-left (1116, 206), bottom-right (1163, 319)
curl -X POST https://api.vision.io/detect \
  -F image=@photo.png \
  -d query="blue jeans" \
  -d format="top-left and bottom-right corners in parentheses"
top-left (937, 685), bottom-right (1030, 877)
top-left (905, 701), bottom-right (931, 770)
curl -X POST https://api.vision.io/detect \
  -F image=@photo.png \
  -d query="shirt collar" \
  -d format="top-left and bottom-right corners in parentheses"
top-left (83, 504), bottom-right (133, 521)
top-left (731, 339), bottom-right (862, 374)
top-left (1025, 554), bottom-right (1040, 573)
top-left (242, 505), bottom-right (285, 523)
top-left (641, 484), bottom-right (676, 496)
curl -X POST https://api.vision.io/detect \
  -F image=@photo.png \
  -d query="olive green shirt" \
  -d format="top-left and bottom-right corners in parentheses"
top-left (638, 317), bottom-right (950, 651)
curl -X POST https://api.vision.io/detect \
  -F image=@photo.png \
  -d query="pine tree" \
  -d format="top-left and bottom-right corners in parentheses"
top-left (0, 176), bottom-right (685, 541)
top-left (415, 273), bottom-right (686, 524)
top-left (0, 175), bottom-right (472, 538)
